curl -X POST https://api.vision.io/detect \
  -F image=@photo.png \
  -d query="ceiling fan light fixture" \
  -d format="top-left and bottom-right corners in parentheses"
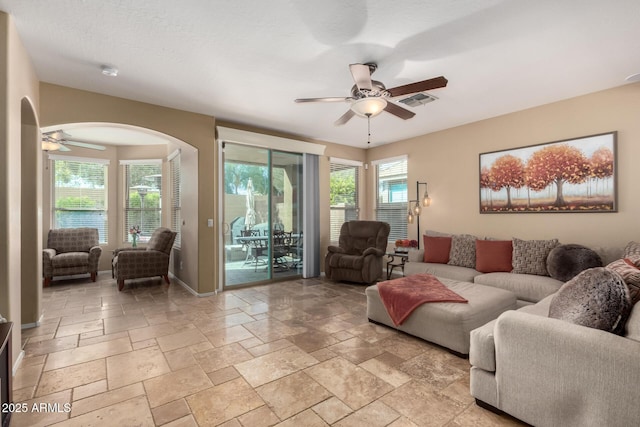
top-left (351, 97), bottom-right (387, 117)
top-left (41, 139), bottom-right (61, 151)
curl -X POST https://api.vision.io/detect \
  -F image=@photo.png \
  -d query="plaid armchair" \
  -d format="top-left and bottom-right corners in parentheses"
top-left (112, 227), bottom-right (177, 291)
top-left (43, 228), bottom-right (102, 287)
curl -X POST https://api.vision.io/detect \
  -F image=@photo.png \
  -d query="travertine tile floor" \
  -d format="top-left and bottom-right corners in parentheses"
top-left (12, 274), bottom-right (526, 426)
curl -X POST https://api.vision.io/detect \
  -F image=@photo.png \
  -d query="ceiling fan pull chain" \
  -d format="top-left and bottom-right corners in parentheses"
top-left (366, 113), bottom-right (371, 144)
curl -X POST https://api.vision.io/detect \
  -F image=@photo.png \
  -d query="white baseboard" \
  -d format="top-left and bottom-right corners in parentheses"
top-left (171, 274), bottom-right (217, 298)
top-left (21, 313), bottom-right (43, 330)
top-left (12, 350), bottom-right (25, 376)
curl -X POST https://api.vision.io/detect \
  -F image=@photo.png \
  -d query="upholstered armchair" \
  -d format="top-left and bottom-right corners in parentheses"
top-left (112, 227), bottom-right (177, 291)
top-left (325, 220), bottom-right (391, 284)
top-left (43, 228), bottom-right (102, 287)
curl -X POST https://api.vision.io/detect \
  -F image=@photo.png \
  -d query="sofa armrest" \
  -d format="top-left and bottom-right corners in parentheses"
top-left (362, 247), bottom-right (383, 257)
top-left (42, 248), bottom-right (57, 277)
top-left (492, 310), bottom-right (640, 426)
top-left (88, 245), bottom-right (102, 271)
top-left (113, 247), bottom-right (147, 256)
top-left (327, 245), bottom-right (345, 254)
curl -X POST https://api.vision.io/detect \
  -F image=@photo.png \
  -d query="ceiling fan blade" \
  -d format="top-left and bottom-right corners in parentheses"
top-left (384, 102), bottom-right (416, 120)
top-left (349, 63), bottom-right (372, 91)
top-left (334, 109), bottom-right (355, 126)
top-left (57, 144), bottom-right (72, 152)
top-left (62, 140), bottom-right (107, 151)
top-left (387, 76), bottom-right (448, 98)
top-left (295, 97), bottom-right (351, 103)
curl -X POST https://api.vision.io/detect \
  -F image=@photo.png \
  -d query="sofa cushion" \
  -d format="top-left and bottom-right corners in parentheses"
top-left (470, 294), bottom-right (554, 373)
top-left (624, 241), bottom-right (640, 257)
top-left (147, 228), bottom-right (176, 254)
top-left (474, 272), bottom-right (563, 304)
top-left (423, 236), bottom-right (452, 263)
top-left (404, 262), bottom-right (481, 283)
top-left (606, 256), bottom-right (640, 304)
top-left (448, 234), bottom-right (477, 268)
top-left (549, 267), bottom-right (631, 335)
top-left (475, 239), bottom-right (513, 273)
top-left (547, 244), bottom-right (603, 281)
top-left (511, 238), bottom-right (558, 276)
top-left (328, 253), bottom-right (364, 270)
top-left (47, 227), bottom-right (99, 253)
top-left (51, 252), bottom-right (89, 268)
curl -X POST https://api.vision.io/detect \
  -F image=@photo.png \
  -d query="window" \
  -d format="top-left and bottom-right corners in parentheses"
top-left (122, 160), bottom-right (162, 243)
top-left (329, 158), bottom-right (360, 242)
top-left (51, 156), bottom-right (109, 243)
top-left (374, 156), bottom-right (408, 242)
top-left (169, 150), bottom-right (181, 247)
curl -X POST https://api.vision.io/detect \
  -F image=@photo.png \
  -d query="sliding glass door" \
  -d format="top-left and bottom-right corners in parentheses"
top-left (222, 143), bottom-right (303, 287)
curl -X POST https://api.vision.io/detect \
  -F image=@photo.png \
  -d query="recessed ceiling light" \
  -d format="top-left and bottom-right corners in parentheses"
top-left (625, 73), bottom-right (640, 83)
top-left (101, 65), bottom-right (118, 77)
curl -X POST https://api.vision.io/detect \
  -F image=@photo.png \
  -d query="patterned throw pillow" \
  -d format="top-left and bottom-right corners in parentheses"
top-left (606, 256), bottom-right (640, 304)
top-left (447, 234), bottom-right (477, 268)
top-left (511, 238), bottom-right (559, 276)
top-left (624, 241), bottom-right (640, 258)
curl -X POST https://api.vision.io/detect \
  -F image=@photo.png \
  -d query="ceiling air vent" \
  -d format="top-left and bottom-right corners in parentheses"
top-left (398, 92), bottom-right (438, 107)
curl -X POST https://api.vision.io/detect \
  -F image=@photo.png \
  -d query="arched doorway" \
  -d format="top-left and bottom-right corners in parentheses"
top-left (21, 97), bottom-right (41, 327)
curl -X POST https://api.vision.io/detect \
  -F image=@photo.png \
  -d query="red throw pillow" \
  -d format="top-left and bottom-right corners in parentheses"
top-left (423, 236), bottom-right (452, 263)
top-left (475, 239), bottom-right (513, 273)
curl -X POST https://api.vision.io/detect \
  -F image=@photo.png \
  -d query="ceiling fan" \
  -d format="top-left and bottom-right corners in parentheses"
top-left (41, 130), bottom-right (107, 152)
top-left (295, 63), bottom-right (448, 126)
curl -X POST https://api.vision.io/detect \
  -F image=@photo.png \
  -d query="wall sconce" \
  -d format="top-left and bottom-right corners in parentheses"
top-left (406, 181), bottom-right (431, 248)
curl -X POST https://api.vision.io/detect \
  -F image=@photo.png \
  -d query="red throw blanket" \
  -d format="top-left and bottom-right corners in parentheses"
top-left (378, 273), bottom-right (468, 326)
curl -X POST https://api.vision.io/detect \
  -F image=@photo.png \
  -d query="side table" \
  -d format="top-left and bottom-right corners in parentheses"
top-left (386, 252), bottom-right (409, 280)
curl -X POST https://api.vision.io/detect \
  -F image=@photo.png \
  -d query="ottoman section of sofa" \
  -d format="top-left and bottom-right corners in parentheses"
top-left (366, 277), bottom-right (517, 356)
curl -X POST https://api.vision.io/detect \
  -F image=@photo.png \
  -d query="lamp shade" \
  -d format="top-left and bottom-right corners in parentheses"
top-left (42, 140), bottom-right (62, 151)
top-left (351, 97), bottom-right (387, 117)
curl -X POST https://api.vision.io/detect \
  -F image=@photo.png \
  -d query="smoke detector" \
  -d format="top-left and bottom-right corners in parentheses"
top-left (398, 92), bottom-right (438, 107)
top-left (101, 65), bottom-right (118, 77)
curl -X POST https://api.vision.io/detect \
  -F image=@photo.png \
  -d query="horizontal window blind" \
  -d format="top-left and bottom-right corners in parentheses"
top-left (124, 162), bottom-right (162, 243)
top-left (376, 158), bottom-right (408, 242)
top-left (52, 158), bottom-right (108, 243)
top-left (170, 153), bottom-right (181, 247)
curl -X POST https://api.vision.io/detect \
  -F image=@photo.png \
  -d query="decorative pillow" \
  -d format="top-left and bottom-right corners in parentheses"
top-left (475, 239), bottom-right (513, 273)
top-left (423, 236), bottom-right (452, 264)
top-left (549, 267), bottom-right (632, 335)
top-left (546, 244), bottom-right (603, 282)
top-left (447, 234), bottom-right (476, 268)
top-left (606, 256), bottom-right (640, 304)
top-left (624, 241), bottom-right (640, 258)
top-left (511, 238), bottom-right (559, 276)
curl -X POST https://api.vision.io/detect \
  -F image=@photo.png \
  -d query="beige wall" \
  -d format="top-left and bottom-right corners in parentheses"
top-left (1, 12), bottom-right (40, 366)
top-left (367, 82), bottom-right (640, 249)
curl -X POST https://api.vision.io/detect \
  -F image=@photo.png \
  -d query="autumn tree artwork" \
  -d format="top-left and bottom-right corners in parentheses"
top-left (480, 132), bottom-right (616, 213)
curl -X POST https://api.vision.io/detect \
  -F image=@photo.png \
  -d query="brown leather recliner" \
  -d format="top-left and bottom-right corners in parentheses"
top-left (325, 220), bottom-right (390, 284)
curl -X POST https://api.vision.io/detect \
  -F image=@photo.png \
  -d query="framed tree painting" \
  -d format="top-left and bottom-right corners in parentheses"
top-left (479, 132), bottom-right (617, 213)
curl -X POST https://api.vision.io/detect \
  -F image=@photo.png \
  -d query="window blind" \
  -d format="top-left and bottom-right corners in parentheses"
top-left (52, 158), bottom-right (108, 243)
top-left (169, 153), bottom-right (181, 247)
top-left (124, 162), bottom-right (162, 243)
top-left (375, 157), bottom-right (408, 242)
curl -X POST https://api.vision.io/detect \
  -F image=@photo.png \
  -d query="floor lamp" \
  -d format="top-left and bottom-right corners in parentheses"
top-left (406, 181), bottom-right (431, 248)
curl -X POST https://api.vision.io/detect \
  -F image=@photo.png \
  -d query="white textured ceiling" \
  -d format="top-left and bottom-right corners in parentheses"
top-left (2, 0), bottom-right (640, 148)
